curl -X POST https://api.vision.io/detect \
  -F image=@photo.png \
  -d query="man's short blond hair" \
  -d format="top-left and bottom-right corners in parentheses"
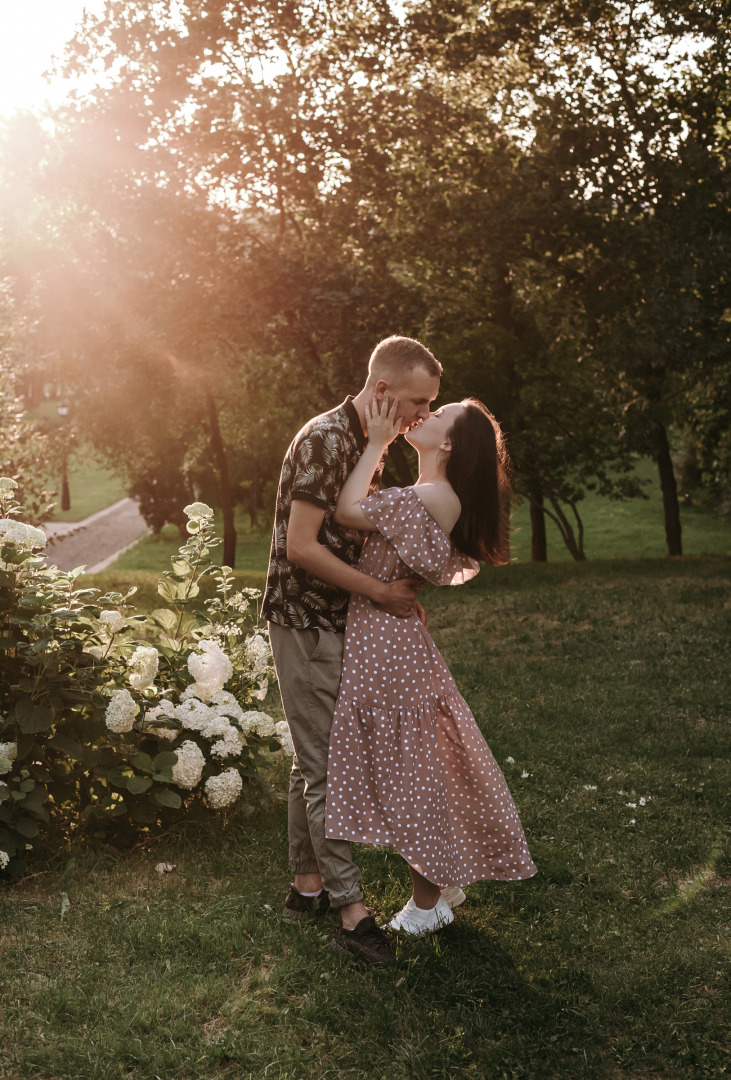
top-left (367, 335), bottom-right (442, 386)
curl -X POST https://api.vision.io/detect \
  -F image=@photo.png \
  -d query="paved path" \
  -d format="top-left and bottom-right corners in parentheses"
top-left (44, 498), bottom-right (149, 573)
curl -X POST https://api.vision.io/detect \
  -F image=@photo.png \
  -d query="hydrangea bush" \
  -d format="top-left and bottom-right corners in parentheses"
top-left (0, 482), bottom-right (291, 877)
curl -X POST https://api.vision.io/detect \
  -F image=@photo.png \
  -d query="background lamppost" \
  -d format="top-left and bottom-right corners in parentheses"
top-left (56, 401), bottom-right (71, 511)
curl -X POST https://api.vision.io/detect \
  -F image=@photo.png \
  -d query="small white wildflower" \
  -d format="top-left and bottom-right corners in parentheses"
top-left (143, 700), bottom-right (178, 740)
top-left (0, 477), bottom-right (18, 492)
top-left (0, 850), bottom-right (9, 870)
top-left (204, 767), bottom-right (242, 809)
top-left (128, 645), bottom-right (159, 691)
top-left (628, 818), bottom-right (636, 826)
top-left (105, 689), bottom-right (137, 733)
top-left (251, 678), bottom-right (269, 702)
top-left (0, 741), bottom-right (17, 762)
top-left (626, 802), bottom-right (637, 809)
top-left (583, 785), bottom-right (597, 791)
top-left (0, 519), bottom-right (46, 549)
top-left (155, 862), bottom-right (175, 873)
top-left (639, 797), bottom-right (647, 806)
top-left (183, 501), bottom-right (214, 519)
top-left (174, 696), bottom-right (213, 732)
top-left (275, 721), bottom-right (295, 757)
top-left (100, 610), bottom-right (125, 634)
top-left (505, 757), bottom-right (515, 765)
top-left (171, 740), bottom-right (205, 789)
top-left (187, 641), bottom-right (233, 701)
top-left (521, 770), bottom-right (530, 779)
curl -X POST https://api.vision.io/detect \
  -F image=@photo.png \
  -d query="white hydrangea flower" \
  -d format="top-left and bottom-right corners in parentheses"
top-left (209, 690), bottom-right (245, 723)
top-left (0, 519), bottom-right (46, 549)
top-left (100, 610), bottom-right (126, 634)
top-left (171, 740), bottom-right (205, 789)
top-left (0, 850), bottom-right (9, 870)
top-left (204, 767), bottom-right (242, 809)
top-left (275, 721), bottom-right (295, 757)
top-left (245, 634), bottom-right (270, 677)
top-left (240, 711), bottom-right (275, 737)
top-left (143, 700), bottom-right (178, 740)
top-left (0, 477), bottom-right (19, 491)
top-left (210, 730), bottom-right (244, 759)
top-left (0, 741), bottom-right (17, 762)
top-left (105, 689), bottom-right (137, 733)
top-left (187, 641), bottom-right (233, 701)
top-left (127, 645), bottom-right (159, 690)
top-left (174, 696), bottom-right (213, 732)
top-left (86, 645), bottom-right (104, 660)
top-left (183, 501), bottom-right (214, 519)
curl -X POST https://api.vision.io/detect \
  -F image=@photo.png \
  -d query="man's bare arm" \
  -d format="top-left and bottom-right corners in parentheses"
top-left (287, 500), bottom-right (420, 618)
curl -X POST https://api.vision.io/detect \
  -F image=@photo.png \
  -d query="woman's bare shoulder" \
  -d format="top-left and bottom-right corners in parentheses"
top-left (411, 482), bottom-right (461, 535)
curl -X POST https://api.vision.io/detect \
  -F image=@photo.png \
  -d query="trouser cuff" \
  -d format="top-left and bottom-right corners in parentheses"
top-left (291, 858), bottom-right (321, 875)
top-left (327, 886), bottom-right (364, 911)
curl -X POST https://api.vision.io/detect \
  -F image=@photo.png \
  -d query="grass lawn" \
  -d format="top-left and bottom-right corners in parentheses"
top-left (510, 459), bottom-right (731, 561)
top-left (108, 507), bottom-right (271, 580)
top-left (45, 451), bottom-right (128, 523)
top-left (1, 557), bottom-right (728, 1079)
top-left (105, 459), bottom-right (731, 576)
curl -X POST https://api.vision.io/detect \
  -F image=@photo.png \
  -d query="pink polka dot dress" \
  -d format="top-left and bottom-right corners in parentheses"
top-left (325, 486), bottom-right (537, 888)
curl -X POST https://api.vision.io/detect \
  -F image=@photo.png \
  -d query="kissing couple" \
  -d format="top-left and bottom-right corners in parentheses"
top-left (262, 335), bottom-right (536, 967)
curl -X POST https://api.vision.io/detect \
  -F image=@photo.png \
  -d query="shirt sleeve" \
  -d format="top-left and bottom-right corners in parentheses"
top-left (359, 487), bottom-right (480, 586)
top-left (289, 427), bottom-right (345, 511)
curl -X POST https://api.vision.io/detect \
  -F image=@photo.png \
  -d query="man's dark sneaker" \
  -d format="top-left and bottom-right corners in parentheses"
top-left (329, 915), bottom-right (395, 967)
top-left (283, 884), bottom-right (332, 920)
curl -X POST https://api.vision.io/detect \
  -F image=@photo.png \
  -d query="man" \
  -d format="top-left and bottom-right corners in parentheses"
top-left (262, 335), bottom-right (442, 966)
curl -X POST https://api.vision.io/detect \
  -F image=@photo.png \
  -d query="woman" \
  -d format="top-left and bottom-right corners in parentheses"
top-left (325, 394), bottom-right (537, 936)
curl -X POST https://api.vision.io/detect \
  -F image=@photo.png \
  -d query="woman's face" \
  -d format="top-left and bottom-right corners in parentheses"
top-left (405, 402), bottom-right (464, 452)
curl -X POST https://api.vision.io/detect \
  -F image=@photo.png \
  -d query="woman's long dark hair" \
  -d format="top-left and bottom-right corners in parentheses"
top-left (445, 399), bottom-right (511, 565)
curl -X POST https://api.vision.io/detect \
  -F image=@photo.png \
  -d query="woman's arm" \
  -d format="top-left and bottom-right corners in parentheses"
top-left (334, 395), bottom-right (402, 530)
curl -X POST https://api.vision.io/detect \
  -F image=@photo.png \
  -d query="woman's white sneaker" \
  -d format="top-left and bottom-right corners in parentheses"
top-left (386, 896), bottom-right (454, 936)
top-left (439, 887), bottom-right (466, 909)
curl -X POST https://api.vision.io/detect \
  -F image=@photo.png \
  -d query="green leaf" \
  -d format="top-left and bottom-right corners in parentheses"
top-left (127, 775), bottom-right (153, 794)
top-left (151, 751), bottom-right (178, 771)
top-left (19, 778), bottom-right (35, 793)
top-left (153, 789), bottom-right (182, 809)
top-left (108, 766), bottom-right (133, 788)
top-left (17, 704), bottom-right (54, 735)
top-left (157, 578), bottom-right (184, 603)
top-left (131, 752), bottom-right (154, 773)
top-left (152, 769), bottom-right (173, 782)
top-left (49, 735), bottom-right (85, 761)
top-left (13, 817), bottom-right (40, 838)
top-left (171, 559), bottom-right (193, 576)
top-left (150, 608), bottom-right (178, 632)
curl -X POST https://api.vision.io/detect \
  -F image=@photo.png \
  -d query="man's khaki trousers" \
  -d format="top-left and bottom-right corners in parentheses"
top-left (268, 623), bottom-right (363, 910)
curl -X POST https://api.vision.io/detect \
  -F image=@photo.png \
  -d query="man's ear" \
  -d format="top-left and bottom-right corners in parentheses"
top-left (374, 379), bottom-right (390, 399)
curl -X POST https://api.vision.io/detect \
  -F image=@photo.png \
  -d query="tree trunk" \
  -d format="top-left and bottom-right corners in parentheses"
top-left (528, 480), bottom-right (547, 562)
top-left (205, 389), bottom-right (237, 568)
top-left (249, 460), bottom-right (259, 529)
top-left (655, 423), bottom-right (683, 556)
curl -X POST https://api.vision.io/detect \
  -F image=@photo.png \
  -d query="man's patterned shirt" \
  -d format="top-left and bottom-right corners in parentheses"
top-left (261, 397), bottom-right (385, 631)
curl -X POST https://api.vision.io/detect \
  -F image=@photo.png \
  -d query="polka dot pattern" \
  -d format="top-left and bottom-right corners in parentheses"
top-left (325, 486), bottom-right (537, 888)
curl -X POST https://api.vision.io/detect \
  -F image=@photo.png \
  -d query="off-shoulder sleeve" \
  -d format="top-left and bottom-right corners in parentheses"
top-left (359, 487), bottom-right (480, 586)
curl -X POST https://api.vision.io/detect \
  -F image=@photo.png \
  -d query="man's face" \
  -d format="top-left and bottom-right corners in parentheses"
top-left (376, 367), bottom-right (441, 434)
